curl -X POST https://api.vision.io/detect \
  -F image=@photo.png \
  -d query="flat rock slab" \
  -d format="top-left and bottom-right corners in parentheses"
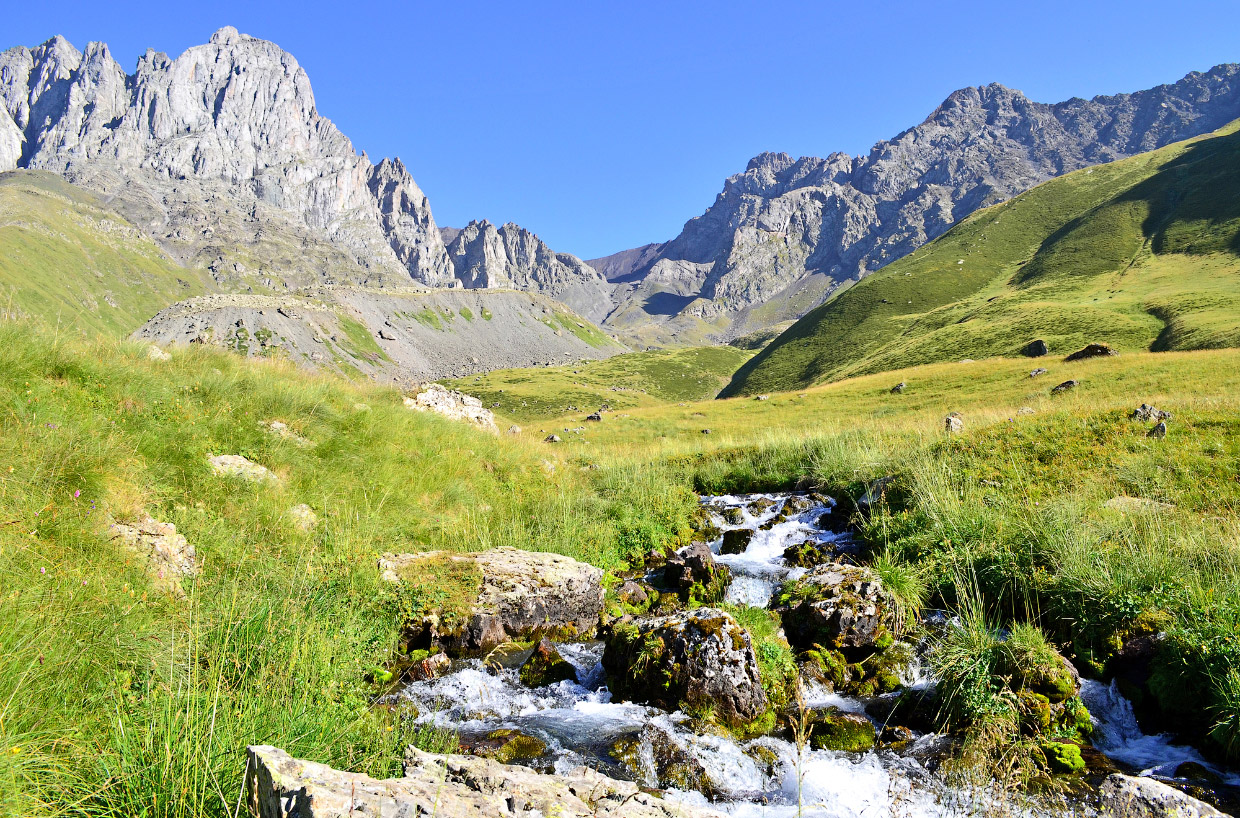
top-left (379, 547), bottom-right (604, 655)
top-left (246, 745), bottom-right (723, 818)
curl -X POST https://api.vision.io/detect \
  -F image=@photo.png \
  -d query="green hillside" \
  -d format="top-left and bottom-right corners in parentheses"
top-left (446, 345), bottom-right (753, 422)
top-left (723, 120), bottom-right (1240, 396)
top-left (0, 170), bottom-right (218, 336)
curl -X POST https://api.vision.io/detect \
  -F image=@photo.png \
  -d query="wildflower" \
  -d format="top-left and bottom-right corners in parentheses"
top-left (39, 567), bottom-right (45, 574)
top-left (9, 746), bottom-right (20, 754)
top-left (74, 489), bottom-right (81, 498)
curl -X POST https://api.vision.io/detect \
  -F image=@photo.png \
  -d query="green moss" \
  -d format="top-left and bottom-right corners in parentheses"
top-left (477, 729), bottom-right (548, 763)
top-left (808, 709), bottom-right (877, 753)
top-left (1040, 741), bottom-right (1085, 774)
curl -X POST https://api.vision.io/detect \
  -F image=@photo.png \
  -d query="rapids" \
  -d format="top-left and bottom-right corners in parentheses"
top-left (389, 492), bottom-right (1235, 817)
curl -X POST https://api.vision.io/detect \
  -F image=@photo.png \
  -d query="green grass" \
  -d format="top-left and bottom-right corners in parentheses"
top-left (411, 307), bottom-right (443, 330)
top-left (0, 322), bottom-right (698, 817)
top-left (724, 119), bottom-right (1240, 396)
top-left (446, 345), bottom-right (753, 422)
top-left (0, 171), bottom-right (218, 336)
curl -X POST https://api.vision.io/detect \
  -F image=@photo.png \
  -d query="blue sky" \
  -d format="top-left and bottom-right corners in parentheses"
top-left (7, 1), bottom-right (1240, 259)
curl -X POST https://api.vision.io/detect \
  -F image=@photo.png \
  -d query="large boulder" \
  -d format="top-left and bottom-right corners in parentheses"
top-left (777, 563), bottom-right (894, 653)
top-left (1098, 773), bottom-right (1224, 818)
top-left (379, 547), bottom-right (604, 656)
top-left (1065, 343), bottom-right (1117, 362)
top-left (404, 383), bottom-right (498, 432)
top-left (603, 608), bottom-right (768, 724)
top-left (245, 745), bottom-right (725, 818)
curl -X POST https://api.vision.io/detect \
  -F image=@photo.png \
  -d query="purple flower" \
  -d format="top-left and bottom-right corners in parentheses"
top-left (39, 567), bottom-right (45, 574)
top-left (74, 489), bottom-right (81, 498)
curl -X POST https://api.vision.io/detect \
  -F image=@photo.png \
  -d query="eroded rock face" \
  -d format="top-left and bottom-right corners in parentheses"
top-left (1098, 773), bottom-right (1225, 818)
top-left (778, 562), bottom-right (894, 653)
top-left (603, 608), bottom-right (767, 724)
top-left (245, 745), bottom-right (726, 818)
top-left (404, 383), bottom-right (497, 432)
top-left (110, 514), bottom-right (196, 595)
top-left (378, 547), bottom-right (605, 656)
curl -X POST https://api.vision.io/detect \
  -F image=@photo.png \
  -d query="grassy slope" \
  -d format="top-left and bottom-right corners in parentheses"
top-left (723, 120), bottom-right (1240, 396)
top-left (0, 171), bottom-right (218, 335)
top-left (0, 325), bottom-right (695, 816)
top-left (445, 345), bottom-right (753, 422)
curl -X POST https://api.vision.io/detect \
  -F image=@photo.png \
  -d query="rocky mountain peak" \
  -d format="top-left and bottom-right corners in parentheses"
top-left (210, 25), bottom-right (245, 45)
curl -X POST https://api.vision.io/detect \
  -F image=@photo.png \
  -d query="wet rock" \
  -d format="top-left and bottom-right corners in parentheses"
top-left (880, 724), bottom-right (916, 746)
top-left (405, 651), bottom-right (451, 682)
top-left (603, 608), bottom-right (768, 724)
top-left (404, 383), bottom-right (497, 433)
top-left (782, 540), bottom-right (835, 568)
top-left (717, 506), bottom-right (745, 526)
top-left (1148, 421), bottom-right (1167, 439)
top-left (945, 413), bottom-right (964, 433)
top-left (689, 507), bottom-right (722, 542)
top-left (778, 562), bottom-right (894, 653)
top-left (746, 497), bottom-right (777, 515)
top-left (246, 745), bottom-right (726, 818)
top-left (110, 514), bottom-right (197, 595)
top-left (1052, 379), bottom-right (1079, 394)
top-left (1030, 368), bottom-right (1049, 378)
top-left (867, 687), bottom-right (939, 734)
top-left (378, 547), bottom-right (604, 656)
top-left (518, 638), bottom-right (578, 687)
top-left (463, 728), bottom-right (548, 764)
top-left (663, 542), bottom-right (731, 601)
top-left (783, 494), bottom-right (826, 515)
top-left (1065, 343), bottom-right (1117, 361)
top-left (1131, 404), bottom-right (1173, 422)
top-left (890, 382), bottom-right (906, 394)
top-left (610, 724), bottom-right (716, 796)
top-left (286, 504), bottom-right (317, 531)
top-left (720, 528), bottom-right (754, 555)
top-left (1098, 772), bottom-right (1225, 817)
top-left (1024, 339), bottom-right (1049, 357)
top-left (804, 708), bottom-right (876, 753)
top-left (208, 454), bottom-right (279, 483)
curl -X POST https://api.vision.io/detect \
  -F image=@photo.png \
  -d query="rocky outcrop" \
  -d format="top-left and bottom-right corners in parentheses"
top-left (445, 220), bottom-right (612, 323)
top-left (662, 541), bottom-right (731, 600)
top-left (1098, 773), bottom-right (1225, 818)
top-left (603, 608), bottom-right (767, 724)
top-left (404, 383), bottom-right (497, 432)
top-left (0, 29), bottom-right (451, 288)
top-left (603, 64), bottom-right (1240, 340)
top-left (378, 547), bottom-right (605, 656)
top-left (245, 744), bottom-right (725, 818)
top-left (109, 514), bottom-right (196, 595)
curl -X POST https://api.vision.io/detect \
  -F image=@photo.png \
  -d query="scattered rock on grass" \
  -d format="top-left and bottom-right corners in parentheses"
top-left (1105, 496), bottom-right (1175, 514)
top-left (147, 345), bottom-right (172, 361)
top-left (1131, 404), bottom-right (1172, 422)
top-left (586, 412), bottom-right (602, 421)
top-left (1030, 368), bottom-right (1049, 378)
top-left (208, 454), bottom-right (279, 483)
top-left (1148, 421), bottom-right (1168, 439)
top-left (1023, 339), bottom-right (1049, 357)
top-left (890, 382), bottom-right (906, 394)
top-left (405, 383), bottom-right (497, 432)
top-left (1017, 407), bottom-right (1036, 415)
top-left (262, 420), bottom-right (312, 447)
top-left (544, 434), bottom-right (562, 443)
top-left (506, 424), bottom-right (522, 435)
top-left (110, 514), bottom-right (197, 595)
top-left (287, 504), bottom-right (317, 531)
top-left (1065, 343), bottom-right (1117, 362)
top-left (945, 413), bottom-right (964, 433)
top-left (1051, 380), bottom-right (1078, 394)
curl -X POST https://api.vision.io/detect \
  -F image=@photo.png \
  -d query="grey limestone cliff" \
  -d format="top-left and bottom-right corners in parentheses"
top-left (607, 64), bottom-right (1240, 341)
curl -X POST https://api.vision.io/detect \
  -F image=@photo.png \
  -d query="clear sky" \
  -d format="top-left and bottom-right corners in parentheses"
top-left (7, 1), bottom-right (1240, 259)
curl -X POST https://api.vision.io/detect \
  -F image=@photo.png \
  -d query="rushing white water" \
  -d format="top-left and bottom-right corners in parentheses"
top-left (390, 491), bottom-right (1233, 816)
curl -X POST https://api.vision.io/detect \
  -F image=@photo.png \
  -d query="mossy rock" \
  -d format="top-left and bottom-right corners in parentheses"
top-left (468, 729), bottom-right (548, 764)
top-left (720, 528), bottom-right (753, 555)
top-left (1017, 691), bottom-right (1053, 734)
top-left (806, 708), bottom-right (876, 753)
top-left (782, 541), bottom-right (832, 568)
top-left (719, 507), bottom-right (744, 525)
top-left (518, 638), bottom-right (578, 688)
top-left (1041, 741), bottom-right (1085, 774)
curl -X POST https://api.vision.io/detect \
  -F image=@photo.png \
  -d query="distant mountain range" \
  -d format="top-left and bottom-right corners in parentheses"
top-left (3, 26), bottom-right (1240, 357)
